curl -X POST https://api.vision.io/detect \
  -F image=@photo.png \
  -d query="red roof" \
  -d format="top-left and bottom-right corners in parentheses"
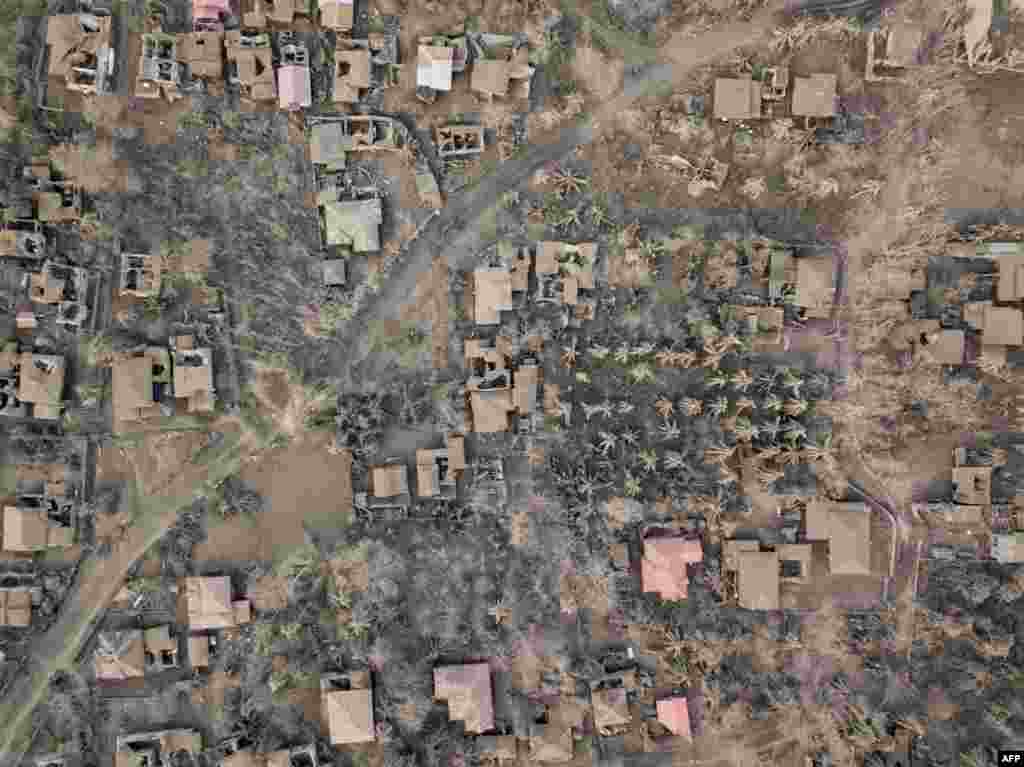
top-left (641, 537), bottom-right (702, 601)
top-left (657, 697), bottom-right (691, 738)
top-left (277, 65), bottom-right (311, 110)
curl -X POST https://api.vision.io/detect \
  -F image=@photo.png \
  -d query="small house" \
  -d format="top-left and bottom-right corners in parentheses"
top-left (111, 348), bottom-right (172, 428)
top-left (182, 576), bottom-right (251, 632)
top-left (992, 531), bottom-right (1024, 563)
top-left (713, 76), bottom-right (761, 120)
top-left (471, 267), bottom-right (514, 325)
top-left (193, 0), bottom-right (231, 31)
top-left (952, 465), bottom-right (991, 506)
top-left (16, 353), bottom-right (65, 420)
top-left (119, 253), bottom-right (162, 298)
top-left (641, 536), bottom-right (702, 601)
top-left (2, 505), bottom-right (73, 552)
top-left (735, 549), bottom-right (780, 610)
top-left (434, 663), bottom-right (495, 734)
top-left (277, 39), bottom-right (312, 111)
top-left (136, 33), bottom-right (182, 101)
top-left (320, 197), bottom-right (382, 253)
top-left (46, 13), bottom-right (115, 96)
top-left (226, 31), bottom-right (276, 102)
top-left (415, 434), bottom-right (466, 498)
top-left (791, 74), bottom-right (838, 119)
top-left (322, 672), bottom-right (375, 745)
top-left (334, 45), bottom-right (371, 104)
top-left (172, 337), bottom-right (215, 414)
top-left (178, 31), bottom-right (224, 79)
top-left (435, 124), bottom-right (485, 158)
top-left (656, 696), bottom-right (691, 739)
top-left (417, 44), bottom-right (455, 94)
top-left (115, 730), bottom-right (202, 767)
top-left (319, 0), bottom-right (354, 32)
top-left (371, 462), bottom-right (409, 500)
top-left (0, 588), bottom-right (32, 627)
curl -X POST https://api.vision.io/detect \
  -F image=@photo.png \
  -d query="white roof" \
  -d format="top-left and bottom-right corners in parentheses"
top-left (417, 45), bottom-right (453, 91)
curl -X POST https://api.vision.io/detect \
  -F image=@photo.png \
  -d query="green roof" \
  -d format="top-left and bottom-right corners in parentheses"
top-left (321, 198), bottom-right (382, 252)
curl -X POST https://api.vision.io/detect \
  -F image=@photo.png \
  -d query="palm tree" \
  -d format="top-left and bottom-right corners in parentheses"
top-left (803, 435), bottom-right (838, 471)
top-left (598, 431), bottom-right (617, 455)
top-left (682, 398), bottom-right (703, 416)
top-left (590, 345), bottom-right (611, 362)
top-left (671, 350), bottom-right (698, 369)
top-left (622, 428), bottom-right (639, 447)
top-left (617, 400), bottom-right (635, 415)
top-left (664, 451), bottom-right (685, 471)
top-left (629, 361), bottom-right (656, 385)
top-left (733, 417), bottom-right (758, 443)
top-left (659, 419), bottom-right (681, 441)
top-left (779, 447), bottom-right (803, 465)
top-left (732, 369), bottom-right (754, 392)
top-left (704, 444), bottom-right (735, 465)
top-left (756, 446), bottom-right (781, 464)
top-left (760, 416), bottom-right (783, 444)
top-left (634, 342), bottom-right (656, 358)
top-left (655, 398), bottom-right (674, 417)
top-left (638, 448), bottom-right (658, 473)
top-left (707, 370), bottom-right (730, 389)
top-left (551, 167), bottom-right (589, 196)
top-left (763, 393), bottom-right (784, 413)
top-left (560, 343), bottom-right (577, 369)
top-left (701, 344), bottom-right (727, 371)
top-left (757, 369), bottom-right (779, 393)
top-left (709, 396), bottom-right (729, 418)
top-left (719, 334), bottom-right (742, 352)
top-left (614, 345), bottom-right (632, 365)
top-left (783, 399), bottom-right (808, 417)
top-left (624, 473), bottom-right (643, 498)
top-left (656, 350), bottom-right (675, 368)
top-left (575, 370), bottom-right (591, 384)
top-left (735, 397), bottom-right (755, 414)
top-left (782, 368), bottom-right (803, 397)
top-left (757, 466), bottom-right (784, 488)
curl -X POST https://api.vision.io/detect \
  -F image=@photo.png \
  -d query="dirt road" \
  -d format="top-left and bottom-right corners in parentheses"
top-left (331, 3), bottom-right (788, 378)
top-left (0, 426), bottom-right (253, 766)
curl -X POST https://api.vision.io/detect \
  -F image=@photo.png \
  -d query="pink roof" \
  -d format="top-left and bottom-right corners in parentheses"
top-left (277, 65), bottom-right (311, 110)
top-left (194, 0), bottom-right (230, 15)
top-left (641, 537), bottom-right (702, 601)
top-left (433, 663), bottom-right (494, 733)
top-left (657, 697), bottom-right (691, 738)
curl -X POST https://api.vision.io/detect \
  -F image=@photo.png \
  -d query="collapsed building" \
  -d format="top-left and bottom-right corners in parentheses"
top-left (136, 33), bottom-right (184, 101)
top-left (0, 349), bottom-right (66, 421)
top-left (193, 0), bottom-right (231, 31)
top-left (226, 30), bottom-right (276, 103)
top-left (93, 625), bottom-right (180, 682)
top-left (435, 123), bottom-right (485, 159)
top-left (25, 158), bottom-right (82, 224)
top-left (45, 12), bottom-right (115, 96)
top-left (415, 433), bottom-right (466, 499)
top-left (25, 260), bottom-right (90, 329)
top-left (115, 730), bottom-right (202, 767)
